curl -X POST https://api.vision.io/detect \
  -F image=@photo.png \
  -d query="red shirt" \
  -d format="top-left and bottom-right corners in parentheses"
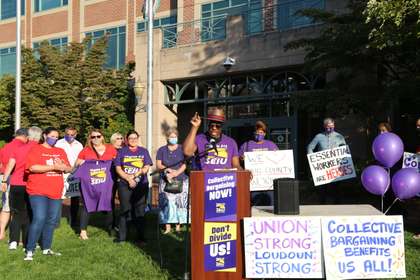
top-left (1, 139), bottom-right (26, 174)
top-left (25, 144), bottom-right (70, 199)
top-left (78, 145), bottom-right (117, 161)
top-left (10, 141), bottom-right (38, 186)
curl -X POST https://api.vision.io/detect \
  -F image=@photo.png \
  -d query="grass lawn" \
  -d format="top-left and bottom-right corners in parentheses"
top-left (0, 211), bottom-right (188, 280)
top-left (0, 209), bottom-right (419, 279)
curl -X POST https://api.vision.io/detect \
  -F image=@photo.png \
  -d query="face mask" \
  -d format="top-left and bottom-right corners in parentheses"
top-left (46, 137), bottom-right (57, 146)
top-left (325, 127), bottom-right (334, 134)
top-left (64, 135), bottom-right (75, 143)
top-left (168, 137), bottom-right (178, 145)
top-left (255, 134), bottom-right (264, 142)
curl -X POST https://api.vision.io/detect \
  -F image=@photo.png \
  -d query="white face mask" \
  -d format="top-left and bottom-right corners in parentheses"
top-left (168, 137), bottom-right (178, 145)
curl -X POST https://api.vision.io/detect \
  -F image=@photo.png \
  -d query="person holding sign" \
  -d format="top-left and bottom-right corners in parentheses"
top-left (183, 107), bottom-right (241, 170)
top-left (75, 129), bottom-right (117, 240)
top-left (239, 120), bottom-right (278, 205)
top-left (55, 127), bottom-right (83, 228)
top-left (307, 118), bottom-right (347, 204)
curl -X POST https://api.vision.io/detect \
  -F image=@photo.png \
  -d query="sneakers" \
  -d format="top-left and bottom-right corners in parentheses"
top-left (42, 249), bottom-right (61, 256)
top-left (24, 251), bottom-right (33, 261)
top-left (8, 241), bottom-right (17, 250)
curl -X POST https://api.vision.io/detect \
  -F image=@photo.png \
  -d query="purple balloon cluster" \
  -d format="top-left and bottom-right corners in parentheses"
top-left (361, 133), bottom-right (420, 200)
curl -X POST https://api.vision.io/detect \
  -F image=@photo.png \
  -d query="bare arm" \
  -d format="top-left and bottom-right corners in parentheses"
top-left (183, 112), bottom-right (201, 157)
top-left (156, 159), bottom-right (166, 171)
top-left (232, 156), bottom-right (243, 170)
top-left (1, 158), bottom-right (16, 191)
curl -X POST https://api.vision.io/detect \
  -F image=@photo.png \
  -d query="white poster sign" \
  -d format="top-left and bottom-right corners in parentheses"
top-left (402, 152), bottom-right (420, 172)
top-left (244, 150), bottom-right (295, 191)
top-left (307, 145), bottom-right (356, 186)
top-left (243, 217), bottom-right (323, 279)
top-left (321, 216), bottom-right (406, 279)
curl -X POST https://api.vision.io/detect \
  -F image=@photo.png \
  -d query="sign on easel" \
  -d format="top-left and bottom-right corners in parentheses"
top-left (307, 145), bottom-right (356, 186)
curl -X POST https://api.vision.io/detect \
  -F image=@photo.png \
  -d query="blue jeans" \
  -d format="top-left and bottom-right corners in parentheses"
top-left (26, 195), bottom-right (62, 252)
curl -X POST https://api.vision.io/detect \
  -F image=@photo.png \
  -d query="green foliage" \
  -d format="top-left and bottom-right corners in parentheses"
top-left (285, 0), bottom-right (420, 121)
top-left (0, 37), bottom-right (134, 141)
top-left (365, 0), bottom-right (420, 49)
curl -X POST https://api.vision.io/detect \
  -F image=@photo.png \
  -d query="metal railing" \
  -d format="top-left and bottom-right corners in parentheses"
top-left (160, 0), bottom-right (324, 48)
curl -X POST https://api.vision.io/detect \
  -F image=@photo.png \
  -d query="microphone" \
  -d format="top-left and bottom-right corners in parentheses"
top-left (209, 138), bottom-right (218, 155)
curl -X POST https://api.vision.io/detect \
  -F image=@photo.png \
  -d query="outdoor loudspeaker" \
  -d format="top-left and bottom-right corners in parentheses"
top-left (273, 178), bottom-right (299, 215)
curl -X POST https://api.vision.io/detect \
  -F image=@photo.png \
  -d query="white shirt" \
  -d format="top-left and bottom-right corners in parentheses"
top-left (55, 138), bottom-right (84, 167)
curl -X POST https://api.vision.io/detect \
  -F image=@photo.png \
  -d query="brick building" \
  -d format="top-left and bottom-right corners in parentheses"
top-left (0, 0), bottom-right (349, 175)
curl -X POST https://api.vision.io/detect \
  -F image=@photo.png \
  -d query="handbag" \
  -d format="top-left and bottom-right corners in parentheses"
top-left (164, 178), bottom-right (183, 194)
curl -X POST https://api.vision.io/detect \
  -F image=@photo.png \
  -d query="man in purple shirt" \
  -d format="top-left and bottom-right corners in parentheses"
top-left (183, 107), bottom-right (242, 170)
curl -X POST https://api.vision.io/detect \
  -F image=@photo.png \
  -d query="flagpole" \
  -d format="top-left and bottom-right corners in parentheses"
top-left (15, 0), bottom-right (22, 130)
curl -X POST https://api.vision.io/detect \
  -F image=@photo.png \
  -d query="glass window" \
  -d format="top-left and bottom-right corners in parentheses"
top-left (1, 0), bottom-right (25, 20)
top-left (34, 0), bottom-right (68, 13)
top-left (137, 16), bottom-right (177, 49)
top-left (85, 26), bottom-right (126, 69)
top-left (278, 0), bottom-right (324, 29)
top-left (0, 47), bottom-right (16, 76)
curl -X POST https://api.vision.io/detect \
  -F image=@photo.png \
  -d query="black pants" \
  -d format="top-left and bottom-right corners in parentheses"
top-left (9, 185), bottom-right (31, 245)
top-left (111, 183), bottom-right (118, 228)
top-left (69, 196), bottom-right (80, 227)
top-left (117, 181), bottom-right (148, 241)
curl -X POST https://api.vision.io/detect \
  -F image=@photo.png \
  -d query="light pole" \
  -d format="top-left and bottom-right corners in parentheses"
top-left (146, 0), bottom-right (154, 158)
top-left (15, 0), bottom-right (22, 130)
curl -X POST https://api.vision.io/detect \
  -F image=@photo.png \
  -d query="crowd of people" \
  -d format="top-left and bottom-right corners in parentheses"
top-left (0, 107), bottom-right (418, 261)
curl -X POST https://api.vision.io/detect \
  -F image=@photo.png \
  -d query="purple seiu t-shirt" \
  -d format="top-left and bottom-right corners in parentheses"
top-left (73, 160), bottom-right (113, 213)
top-left (239, 140), bottom-right (279, 156)
top-left (114, 146), bottom-right (153, 185)
top-left (195, 133), bottom-right (239, 170)
top-left (156, 145), bottom-right (187, 180)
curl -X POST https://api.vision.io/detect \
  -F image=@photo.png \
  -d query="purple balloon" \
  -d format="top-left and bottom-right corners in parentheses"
top-left (372, 132), bottom-right (404, 168)
top-left (361, 165), bottom-right (390, 195)
top-left (392, 168), bottom-right (420, 200)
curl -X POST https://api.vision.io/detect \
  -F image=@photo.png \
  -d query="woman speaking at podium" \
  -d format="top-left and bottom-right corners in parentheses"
top-left (183, 107), bottom-right (242, 170)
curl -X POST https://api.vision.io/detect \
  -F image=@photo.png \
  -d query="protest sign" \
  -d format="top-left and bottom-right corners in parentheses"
top-left (321, 216), bottom-right (406, 279)
top-left (307, 145), bottom-right (356, 186)
top-left (204, 172), bottom-right (237, 222)
top-left (243, 217), bottom-right (323, 279)
top-left (63, 175), bottom-right (80, 198)
top-left (402, 152), bottom-right (419, 172)
top-left (204, 222), bottom-right (237, 272)
top-left (244, 150), bottom-right (295, 191)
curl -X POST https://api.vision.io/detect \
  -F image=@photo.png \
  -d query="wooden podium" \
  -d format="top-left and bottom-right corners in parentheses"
top-left (190, 170), bottom-right (251, 280)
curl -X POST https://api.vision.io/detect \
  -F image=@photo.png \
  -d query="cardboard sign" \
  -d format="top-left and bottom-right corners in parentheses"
top-left (204, 172), bottom-right (237, 222)
top-left (402, 152), bottom-right (420, 171)
top-left (243, 217), bottom-right (323, 279)
top-left (321, 216), bottom-right (406, 279)
top-left (307, 145), bottom-right (356, 186)
top-left (204, 222), bottom-right (237, 272)
top-left (244, 150), bottom-right (295, 191)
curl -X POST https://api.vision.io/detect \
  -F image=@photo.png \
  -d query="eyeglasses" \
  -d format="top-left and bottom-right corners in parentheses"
top-left (209, 123), bottom-right (222, 129)
top-left (128, 137), bottom-right (138, 140)
top-left (90, 135), bottom-right (102, 139)
top-left (116, 137), bottom-right (123, 140)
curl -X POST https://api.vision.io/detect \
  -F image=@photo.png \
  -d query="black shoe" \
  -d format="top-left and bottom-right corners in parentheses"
top-left (113, 238), bottom-right (125, 244)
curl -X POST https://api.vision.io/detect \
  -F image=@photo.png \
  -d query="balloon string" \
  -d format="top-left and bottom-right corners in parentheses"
top-left (384, 198), bottom-right (399, 215)
top-left (381, 195), bottom-right (384, 213)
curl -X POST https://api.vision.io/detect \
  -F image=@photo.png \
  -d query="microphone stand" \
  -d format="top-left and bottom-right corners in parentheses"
top-left (150, 146), bottom-right (215, 280)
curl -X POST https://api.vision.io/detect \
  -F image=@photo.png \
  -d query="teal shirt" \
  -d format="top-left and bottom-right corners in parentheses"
top-left (307, 131), bottom-right (346, 153)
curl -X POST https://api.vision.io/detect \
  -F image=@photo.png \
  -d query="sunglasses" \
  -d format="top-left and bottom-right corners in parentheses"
top-left (90, 135), bottom-right (102, 139)
top-left (209, 123), bottom-right (222, 129)
top-left (116, 137), bottom-right (123, 140)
